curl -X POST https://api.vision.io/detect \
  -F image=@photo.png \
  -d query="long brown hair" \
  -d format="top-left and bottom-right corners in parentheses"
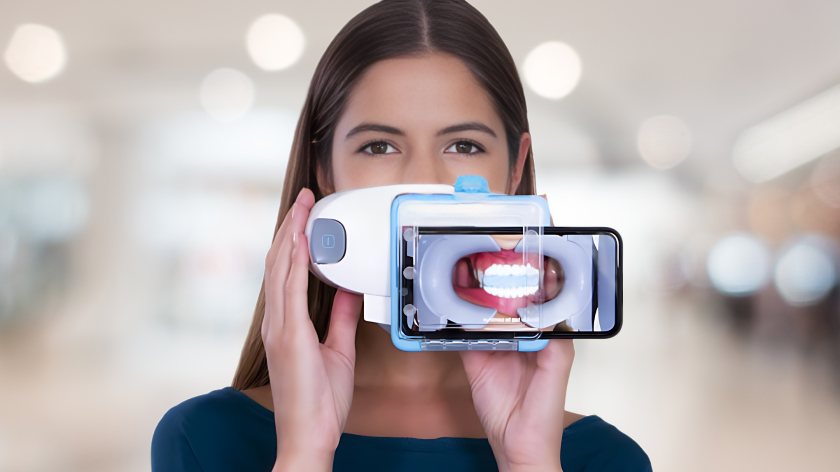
top-left (232, 0), bottom-right (537, 390)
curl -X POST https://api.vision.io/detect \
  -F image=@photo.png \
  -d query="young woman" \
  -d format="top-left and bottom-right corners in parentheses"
top-left (152, 1), bottom-right (651, 470)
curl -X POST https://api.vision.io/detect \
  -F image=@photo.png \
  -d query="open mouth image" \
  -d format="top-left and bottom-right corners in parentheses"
top-left (452, 248), bottom-right (565, 323)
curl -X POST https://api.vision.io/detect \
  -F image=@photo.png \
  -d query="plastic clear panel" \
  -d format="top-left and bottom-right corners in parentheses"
top-left (401, 226), bottom-right (548, 334)
top-left (394, 196), bottom-right (550, 339)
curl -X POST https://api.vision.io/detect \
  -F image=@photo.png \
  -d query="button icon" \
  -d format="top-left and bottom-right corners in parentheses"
top-left (311, 218), bottom-right (345, 264)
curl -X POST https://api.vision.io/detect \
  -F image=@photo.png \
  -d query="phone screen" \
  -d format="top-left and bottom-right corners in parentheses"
top-left (399, 226), bottom-right (622, 339)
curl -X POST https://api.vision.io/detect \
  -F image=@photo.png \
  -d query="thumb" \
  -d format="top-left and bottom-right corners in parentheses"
top-left (323, 289), bottom-right (363, 362)
top-left (458, 349), bottom-right (492, 379)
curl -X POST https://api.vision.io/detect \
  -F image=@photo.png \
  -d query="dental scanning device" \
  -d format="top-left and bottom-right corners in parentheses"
top-left (305, 175), bottom-right (622, 352)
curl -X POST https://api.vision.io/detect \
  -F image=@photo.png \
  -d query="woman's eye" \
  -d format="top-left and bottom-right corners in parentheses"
top-left (445, 140), bottom-right (484, 155)
top-left (360, 141), bottom-right (398, 155)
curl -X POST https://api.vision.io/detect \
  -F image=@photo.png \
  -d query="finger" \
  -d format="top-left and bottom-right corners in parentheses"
top-left (458, 349), bottom-right (493, 380)
top-left (276, 187), bottom-right (315, 296)
top-left (284, 221), bottom-right (316, 336)
top-left (265, 188), bottom-right (313, 339)
top-left (525, 340), bottom-right (575, 416)
top-left (538, 193), bottom-right (555, 226)
top-left (260, 279), bottom-right (272, 340)
top-left (264, 195), bottom-right (301, 338)
top-left (535, 339), bottom-right (574, 377)
top-left (265, 188), bottom-right (307, 270)
top-left (323, 289), bottom-right (364, 363)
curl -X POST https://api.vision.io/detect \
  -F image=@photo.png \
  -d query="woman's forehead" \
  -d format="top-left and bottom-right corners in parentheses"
top-left (337, 53), bottom-right (504, 135)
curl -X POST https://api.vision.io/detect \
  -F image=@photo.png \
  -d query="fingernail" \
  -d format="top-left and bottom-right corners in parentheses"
top-left (292, 231), bottom-right (297, 247)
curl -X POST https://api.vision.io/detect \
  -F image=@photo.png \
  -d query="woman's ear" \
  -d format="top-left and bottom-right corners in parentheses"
top-left (508, 131), bottom-right (531, 194)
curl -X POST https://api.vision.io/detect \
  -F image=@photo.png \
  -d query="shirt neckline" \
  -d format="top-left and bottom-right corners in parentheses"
top-left (224, 386), bottom-right (600, 440)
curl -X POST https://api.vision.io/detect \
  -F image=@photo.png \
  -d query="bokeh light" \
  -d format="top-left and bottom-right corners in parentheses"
top-left (637, 115), bottom-right (692, 170)
top-left (774, 235), bottom-right (837, 306)
top-left (3, 23), bottom-right (66, 83)
top-left (522, 41), bottom-right (582, 100)
top-left (733, 84), bottom-right (840, 183)
top-left (12, 177), bottom-right (89, 243)
top-left (706, 233), bottom-right (771, 296)
top-left (198, 68), bottom-right (255, 122)
top-left (246, 14), bottom-right (305, 71)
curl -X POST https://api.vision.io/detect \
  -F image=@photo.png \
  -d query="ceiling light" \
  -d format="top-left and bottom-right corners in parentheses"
top-left (246, 14), bottom-right (305, 71)
top-left (733, 84), bottom-right (840, 183)
top-left (3, 23), bottom-right (66, 83)
top-left (522, 41), bottom-right (582, 100)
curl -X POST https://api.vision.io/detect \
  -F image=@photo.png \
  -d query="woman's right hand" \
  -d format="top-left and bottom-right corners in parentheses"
top-left (261, 187), bottom-right (364, 471)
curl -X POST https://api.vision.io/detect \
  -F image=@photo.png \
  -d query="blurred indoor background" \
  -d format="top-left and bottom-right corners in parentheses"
top-left (1, 0), bottom-right (839, 470)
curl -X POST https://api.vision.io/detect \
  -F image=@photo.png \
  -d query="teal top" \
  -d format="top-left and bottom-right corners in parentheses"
top-left (152, 387), bottom-right (651, 471)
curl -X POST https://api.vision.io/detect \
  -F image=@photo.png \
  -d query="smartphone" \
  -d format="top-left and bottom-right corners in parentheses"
top-left (398, 226), bottom-right (622, 340)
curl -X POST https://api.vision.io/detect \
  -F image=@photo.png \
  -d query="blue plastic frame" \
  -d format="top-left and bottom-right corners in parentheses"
top-left (389, 175), bottom-right (550, 352)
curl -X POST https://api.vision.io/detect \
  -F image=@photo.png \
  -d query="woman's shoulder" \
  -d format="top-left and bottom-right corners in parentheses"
top-left (562, 415), bottom-right (652, 471)
top-left (151, 387), bottom-right (276, 471)
top-left (155, 386), bottom-right (271, 430)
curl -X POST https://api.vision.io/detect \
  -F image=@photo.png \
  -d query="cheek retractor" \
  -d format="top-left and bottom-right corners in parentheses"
top-left (514, 234), bottom-right (593, 329)
top-left (413, 234), bottom-right (500, 331)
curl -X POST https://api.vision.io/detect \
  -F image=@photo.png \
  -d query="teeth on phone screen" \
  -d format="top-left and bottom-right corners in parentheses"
top-left (480, 263), bottom-right (540, 298)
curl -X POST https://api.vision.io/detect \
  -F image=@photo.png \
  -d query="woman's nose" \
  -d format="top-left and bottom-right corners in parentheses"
top-left (401, 153), bottom-right (450, 185)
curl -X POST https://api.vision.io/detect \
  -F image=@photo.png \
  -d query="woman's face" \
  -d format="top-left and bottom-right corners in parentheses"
top-left (321, 52), bottom-right (530, 194)
top-left (322, 52), bottom-right (548, 331)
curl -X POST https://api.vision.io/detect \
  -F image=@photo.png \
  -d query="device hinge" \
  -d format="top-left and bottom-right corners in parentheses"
top-left (420, 339), bottom-right (519, 351)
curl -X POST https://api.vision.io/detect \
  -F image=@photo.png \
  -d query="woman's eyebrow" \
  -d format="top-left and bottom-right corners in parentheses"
top-left (436, 122), bottom-right (497, 138)
top-left (345, 121), bottom-right (498, 140)
top-left (345, 123), bottom-right (404, 140)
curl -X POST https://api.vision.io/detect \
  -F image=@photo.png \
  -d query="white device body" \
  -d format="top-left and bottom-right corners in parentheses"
top-left (304, 183), bottom-right (454, 325)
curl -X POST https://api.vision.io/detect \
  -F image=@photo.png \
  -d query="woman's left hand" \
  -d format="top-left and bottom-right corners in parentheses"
top-left (460, 339), bottom-right (574, 472)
